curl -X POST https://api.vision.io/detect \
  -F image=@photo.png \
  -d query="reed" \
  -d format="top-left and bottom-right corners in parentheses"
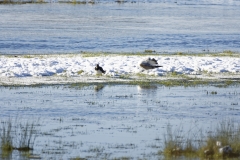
top-left (163, 123), bottom-right (201, 158)
top-left (0, 119), bottom-right (13, 152)
top-left (0, 118), bottom-right (39, 158)
top-left (162, 119), bottom-right (240, 159)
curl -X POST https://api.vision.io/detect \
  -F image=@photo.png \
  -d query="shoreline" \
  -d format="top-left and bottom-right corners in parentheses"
top-left (1, 73), bottom-right (240, 86)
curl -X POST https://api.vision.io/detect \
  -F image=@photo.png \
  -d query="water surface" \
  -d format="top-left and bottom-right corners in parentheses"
top-left (1, 1), bottom-right (240, 54)
top-left (0, 84), bottom-right (239, 159)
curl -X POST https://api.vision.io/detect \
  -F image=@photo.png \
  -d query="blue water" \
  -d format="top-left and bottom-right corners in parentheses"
top-left (0, 0), bottom-right (240, 54)
top-left (0, 84), bottom-right (240, 159)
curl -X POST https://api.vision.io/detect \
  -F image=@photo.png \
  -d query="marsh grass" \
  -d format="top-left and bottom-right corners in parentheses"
top-left (15, 120), bottom-right (37, 151)
top-left (166, 71), bottom-right (194, 80)
top-left (81, 52), bottom-right (113, 57)
top-left (168, 71), bottom-right (178, 77)
top-left (129, 80), bottom-right (151, 87)
top-left (163, 123), bottom-right (202, 158)
top-left (77, 70), bottom-right (84, 75)
top-left (157, 79), bottom-right (206, 87)
top-left (163, 119), bottom-right (240, 159)
top-left (171, 50), bottom-right (240, 57)
top-left (0, 118), bottom-right (39, 158)
top-left (135, 72), bottom-right (147, 78)
top-left (23, 55), bottom-right (34, 58)
top-left (144, 49), bottom-right (155, 53)
top-left (0, 119), bottom-right (13, 152)
top-left (119, 74), bottom-right (130, 79)
top-left (80, 51), bottom-right (158, 57)
top-left (199, 119), bottom-right (240, 158)
top-left (66, 78), bottom-right (239, 91)
top-left (2, 51), bottom-right (240, 60)
top-left (0, 50), bottom-right (240, 58)
top-left (65, 0), bottom-right (87, 5)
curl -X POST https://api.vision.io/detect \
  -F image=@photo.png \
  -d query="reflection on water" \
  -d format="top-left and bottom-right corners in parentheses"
top-left (94, 84), bottom-right (105, 92)
top-left (0, 1), bottom-right (240, 54)
top-left (137, 85), bottom-right (158, 90)
top-left (0, 84), bottom-right (239, 159)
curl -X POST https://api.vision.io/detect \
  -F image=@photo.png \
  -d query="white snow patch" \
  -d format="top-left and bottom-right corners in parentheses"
top-left (0, 55), bottom-right (240, 84)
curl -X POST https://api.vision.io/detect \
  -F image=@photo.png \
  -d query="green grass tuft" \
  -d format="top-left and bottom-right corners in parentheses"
top-left (0, 118), bottom-right (14, 153)
top-left (162, 119), bottom-right (240, 159)
top-left (77, 70), bottom-right (84, 75)
top-left (0, 118), bottom-right (39, 158)
top-left (135, 73), bottom-right (147, 78)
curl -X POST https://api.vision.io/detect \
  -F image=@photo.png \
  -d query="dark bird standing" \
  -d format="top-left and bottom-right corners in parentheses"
top-left (95, 64), bottom-right (106, 75)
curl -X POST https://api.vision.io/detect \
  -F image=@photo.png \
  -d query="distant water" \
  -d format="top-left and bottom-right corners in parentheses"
top-left (0, 0), bottom-right (240, 55)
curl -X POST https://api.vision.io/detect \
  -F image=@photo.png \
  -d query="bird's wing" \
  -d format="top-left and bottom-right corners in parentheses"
top-left (99, 67), bottom-right (105, 73)
top-left (140, 62), bottom-right (155, 69)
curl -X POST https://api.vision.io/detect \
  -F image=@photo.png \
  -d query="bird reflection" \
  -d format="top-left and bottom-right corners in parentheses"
top-left (137, 85), bottom-right (158, 91)
top-left (94, 84), bottom-right (105, 92)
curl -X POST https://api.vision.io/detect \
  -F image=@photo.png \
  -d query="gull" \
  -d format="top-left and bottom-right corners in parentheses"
top-left (95, 64), bottom-right (106, 75)
top-left (140, 58), bottom-right (163, 70)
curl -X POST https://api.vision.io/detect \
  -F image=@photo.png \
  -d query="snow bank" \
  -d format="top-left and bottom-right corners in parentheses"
top-left (0, 54), bottom-right (239, 85)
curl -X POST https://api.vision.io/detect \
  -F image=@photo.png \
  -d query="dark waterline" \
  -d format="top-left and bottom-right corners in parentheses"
top-left (0, 2), bottom-right (240, 55)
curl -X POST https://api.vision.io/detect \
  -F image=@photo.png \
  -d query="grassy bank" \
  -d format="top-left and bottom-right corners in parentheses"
top-left (2, 50), bottom-right (240, 58)
top-left (162, 119), bottom-right (240, 159)
top-left (0, 76), bottom-right (240, 88)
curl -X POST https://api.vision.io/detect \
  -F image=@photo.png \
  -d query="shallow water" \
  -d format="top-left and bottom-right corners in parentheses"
top-left (1, 1), bottom-right (240, 54)
top-left (0, 84), bottom-right (239, 159)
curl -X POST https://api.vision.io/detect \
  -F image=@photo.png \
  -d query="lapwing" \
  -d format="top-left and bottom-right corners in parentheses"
top-left (95, 64), bottom-right (106, 75)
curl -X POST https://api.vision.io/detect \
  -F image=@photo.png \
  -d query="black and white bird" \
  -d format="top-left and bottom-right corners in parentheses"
top-left (95, 64), bottom-right (106, 75)
top-left (219, 145), bottom-right (232, 154)
top-left (140, 58), bottom-right (162, 70)
top-left (216, 141), bottom-right (233, 155)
